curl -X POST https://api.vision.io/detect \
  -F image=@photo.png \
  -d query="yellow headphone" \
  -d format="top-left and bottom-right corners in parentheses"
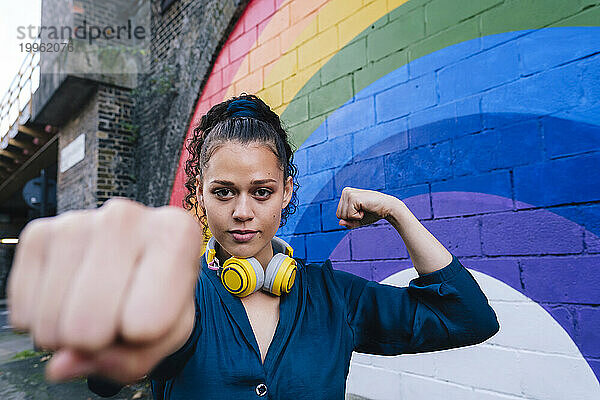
top-left (204, 236), bottom-right (298, 297)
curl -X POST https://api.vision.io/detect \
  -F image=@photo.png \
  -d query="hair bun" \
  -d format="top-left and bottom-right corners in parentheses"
top-left (227, 98), bottom-right (261, 119)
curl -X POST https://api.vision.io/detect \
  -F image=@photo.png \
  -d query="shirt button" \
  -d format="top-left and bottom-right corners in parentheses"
top-left (255, 383), bottom-right (268, 397)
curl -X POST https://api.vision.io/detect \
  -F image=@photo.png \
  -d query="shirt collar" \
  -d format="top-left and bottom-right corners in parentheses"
top-left (200, 255), bottom-right (301, 370)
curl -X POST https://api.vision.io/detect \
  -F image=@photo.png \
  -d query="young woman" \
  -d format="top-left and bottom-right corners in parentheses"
top-left (9, 94), bottom-right (499, 400)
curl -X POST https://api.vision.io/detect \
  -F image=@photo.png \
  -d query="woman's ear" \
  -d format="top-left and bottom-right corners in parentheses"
top-left (282, 176), bottom-right (293, 209)
top-left (196, 175), bottom-right (205, 210)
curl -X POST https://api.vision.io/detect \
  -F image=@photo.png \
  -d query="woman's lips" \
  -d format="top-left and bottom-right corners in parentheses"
top-left (229, 231), bottom-right (258, 242)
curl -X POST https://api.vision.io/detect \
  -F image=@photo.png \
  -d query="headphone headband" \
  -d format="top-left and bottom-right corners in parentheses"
top-left (205, 236), bottom-right (294, 270)
top-left (205, 235), bottom-right (298, 297)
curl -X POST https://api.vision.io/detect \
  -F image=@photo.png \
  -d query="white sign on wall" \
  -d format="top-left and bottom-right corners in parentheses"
top-left (60, 133), bottom-right (85, 173)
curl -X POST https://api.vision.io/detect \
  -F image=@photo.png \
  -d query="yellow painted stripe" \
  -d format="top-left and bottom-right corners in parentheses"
top-left (223, 0), bottom-right (409, 110)
top-left (225, 0), bottom-right (329, 102)
top-left (256, 0), bottom-right (410, 113)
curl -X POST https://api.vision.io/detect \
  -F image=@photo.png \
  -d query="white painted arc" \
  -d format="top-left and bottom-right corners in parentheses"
top-left (344, 269), bottom-right (600, 400)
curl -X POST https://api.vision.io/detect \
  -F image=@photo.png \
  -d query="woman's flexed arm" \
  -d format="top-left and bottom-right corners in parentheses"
top-left (336, 187), bottom-right (499, 353)
top-left (336, 186), bottom-right (451, 275)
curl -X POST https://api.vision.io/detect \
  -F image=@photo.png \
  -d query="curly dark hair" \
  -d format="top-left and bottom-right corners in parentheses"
top-left (183, 93), bottom-right (299, 237)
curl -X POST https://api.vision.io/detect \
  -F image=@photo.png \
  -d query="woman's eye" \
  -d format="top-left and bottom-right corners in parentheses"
top-left (214, 188), bottom-right (233, 198)
top-left (255, 188), bottom-right (272, 198)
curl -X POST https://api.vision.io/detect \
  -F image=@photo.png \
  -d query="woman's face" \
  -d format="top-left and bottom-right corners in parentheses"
top-left (196, 141), bottom-right (293, 268)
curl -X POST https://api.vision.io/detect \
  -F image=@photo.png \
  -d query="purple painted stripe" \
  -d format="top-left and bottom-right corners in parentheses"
top-left (432, 191), bottom-right (513, 218)
top-left (521, 256), bottom-right (600, 304)
top-left (481, 209), bottom-right (584, 255)
top-left (349, 224), bottom-right (409, 261)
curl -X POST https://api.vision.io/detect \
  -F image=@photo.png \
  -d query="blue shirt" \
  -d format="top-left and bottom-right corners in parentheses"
top-left (88, 254), bottom-right (499, 399)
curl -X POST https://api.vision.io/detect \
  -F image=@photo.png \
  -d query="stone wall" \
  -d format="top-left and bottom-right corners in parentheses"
top-left (133, 0), bottom-right (248, 207)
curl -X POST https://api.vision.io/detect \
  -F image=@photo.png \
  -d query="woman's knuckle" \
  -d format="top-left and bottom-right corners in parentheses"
top-left (179, 211), bottom-right (203, 237)
top-left (32, 330), bottom-right (57, 351)
top-left (99, 198), bottom-right (144, 226)
top-left (154, 207), bottom-right (193, 239)
top-left (20, 217), bottom-right (51, 243)
top-left (102, 197), bottom-right (141, 213)
top-left (54, 210), bottom-right (89, 235)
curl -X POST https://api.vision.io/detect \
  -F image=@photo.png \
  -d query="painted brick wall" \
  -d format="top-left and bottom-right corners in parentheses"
top-left (171, 0), bottom-right (600, 398)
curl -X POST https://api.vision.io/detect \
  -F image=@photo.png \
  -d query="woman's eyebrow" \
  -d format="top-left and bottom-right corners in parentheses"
top-left (209, 179), bottom-right (276, 186)
top-left (210, 180), bottom-right (234, 186)
top-left (251, 179), bottom-right (277, 185)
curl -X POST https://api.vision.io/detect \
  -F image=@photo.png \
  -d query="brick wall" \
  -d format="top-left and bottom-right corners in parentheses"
top-left (56, 84), bottom-right (136, 212)
top-left (96, 85), bottom-right (136, 205)
top-left (37, 0), bottom-right (137, 212)
top-left (170, 1), bottom-right (600, 399)
top-left (56, 87), bottom-right (98, 212)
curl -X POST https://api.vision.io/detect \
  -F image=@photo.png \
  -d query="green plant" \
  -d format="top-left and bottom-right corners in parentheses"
top-left (11, 349), bottom-right (48, 361)
top-left (118, 121), bottom-right (140, 143)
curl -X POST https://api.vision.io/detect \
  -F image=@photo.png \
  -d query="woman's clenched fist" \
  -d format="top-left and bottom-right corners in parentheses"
top-left (336, 187), bottom-right (400, 229)
top-left (6, 198), bottom-right (204, 384)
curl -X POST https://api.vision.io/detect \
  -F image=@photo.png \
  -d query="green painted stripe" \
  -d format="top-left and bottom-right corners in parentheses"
top-left (282, 0), bottom-right (600, 150)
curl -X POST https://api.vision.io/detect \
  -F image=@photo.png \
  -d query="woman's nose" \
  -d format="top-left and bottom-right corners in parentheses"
top-left (232, 195), bottom-right (254, 221)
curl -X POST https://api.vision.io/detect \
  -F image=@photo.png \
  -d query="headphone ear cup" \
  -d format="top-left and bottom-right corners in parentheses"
top-left (205, 236), bottom-right (217, 266)
top-left (263, 253), bottom-right (297, 296)
top-left (221, 257), bottom-right (264, 297)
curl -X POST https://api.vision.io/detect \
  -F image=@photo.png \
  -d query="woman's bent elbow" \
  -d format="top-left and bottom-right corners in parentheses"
top-left (452, 306), bottom-right (500, 348)
top-left (470, 307), bottom-right (500, 345)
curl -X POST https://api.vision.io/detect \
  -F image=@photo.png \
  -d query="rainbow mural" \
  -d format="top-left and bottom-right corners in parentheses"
top-left (170, 0), bottom-right (600, 398)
